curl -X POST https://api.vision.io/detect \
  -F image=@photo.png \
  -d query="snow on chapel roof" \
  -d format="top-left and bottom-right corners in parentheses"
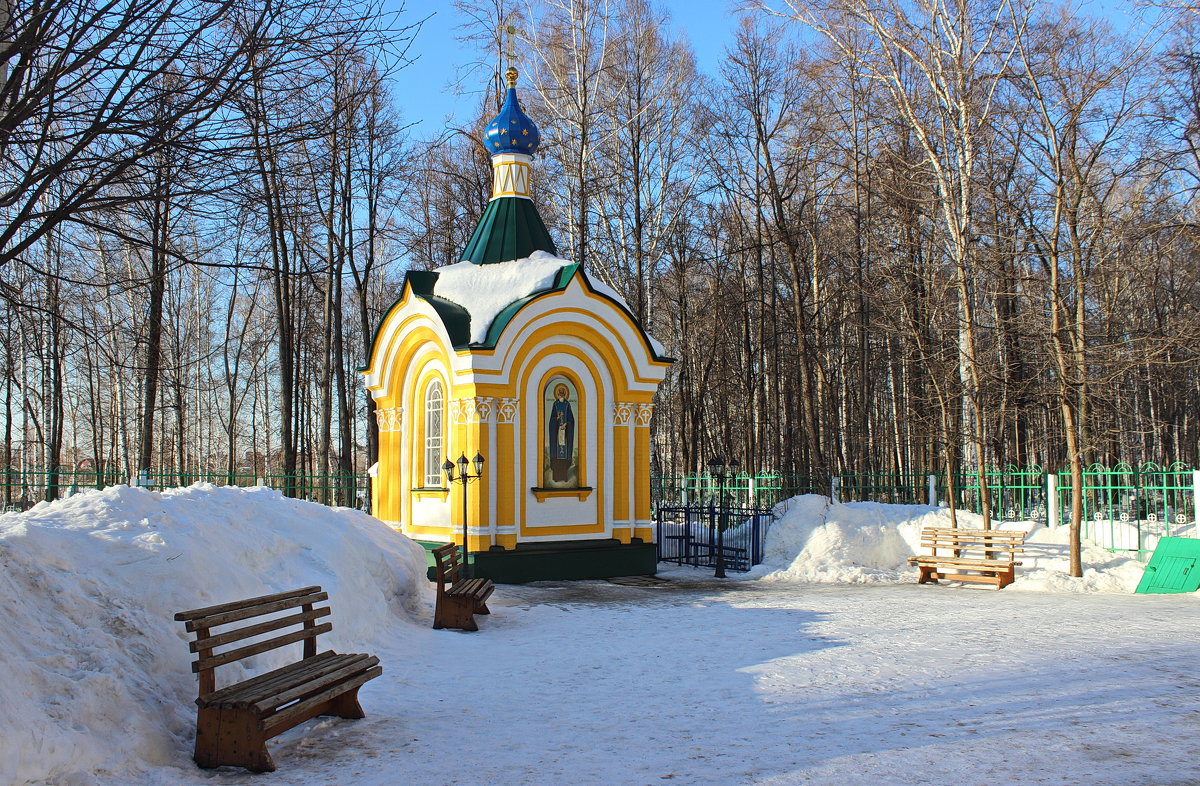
top-left (433, 251), bottom-right (570, 343)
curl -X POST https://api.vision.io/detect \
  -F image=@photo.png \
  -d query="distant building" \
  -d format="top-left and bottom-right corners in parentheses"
top-left (362, 69), bottom-right (671, 581)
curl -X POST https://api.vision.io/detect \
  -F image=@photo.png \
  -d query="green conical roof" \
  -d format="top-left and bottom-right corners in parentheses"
top-left (460, 195), bottom-right (557, 265)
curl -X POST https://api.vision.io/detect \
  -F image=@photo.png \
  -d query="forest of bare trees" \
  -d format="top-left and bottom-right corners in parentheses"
top-left (5, 0), bottom-right (1200, 527)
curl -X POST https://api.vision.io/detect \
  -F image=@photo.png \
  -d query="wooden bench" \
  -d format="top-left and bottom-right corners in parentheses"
top-left (907, 527), bottom-right (1026, 589)
top-left (432, 544), bottom-right (494, 631)
top-left (174, 586), bottom-right (382, 772)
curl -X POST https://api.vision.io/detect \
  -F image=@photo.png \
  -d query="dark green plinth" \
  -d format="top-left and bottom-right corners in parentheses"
top-left (473, 539), bottom-right (657, 584)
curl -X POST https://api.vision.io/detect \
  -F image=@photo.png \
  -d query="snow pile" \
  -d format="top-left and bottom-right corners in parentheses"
top-left (0, 484), bottom-right (430, 785)
top-left (755, 494), bottom-right (1149, 592)
top-left (434, 250), bottom-right (570, 342)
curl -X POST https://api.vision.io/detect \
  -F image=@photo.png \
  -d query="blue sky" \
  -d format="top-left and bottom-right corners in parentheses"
top-left (389, 0), bottom-right (743, 138)
top-left (386, 0), bottom-right (1153, 140)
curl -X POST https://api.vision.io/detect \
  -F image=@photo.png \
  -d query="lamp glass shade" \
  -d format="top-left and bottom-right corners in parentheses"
top-left (472, 452), bottom-right (485, 476)
top-left (708, 456), bottom-right (724, 474)
top-left (442, 458), bottom-right (455, 483)
top-left (456, 454), bottom-right (469, 476)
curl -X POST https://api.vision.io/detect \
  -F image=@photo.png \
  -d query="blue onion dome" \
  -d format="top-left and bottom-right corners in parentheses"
top-left (483, 68), bottom-right (540, 155)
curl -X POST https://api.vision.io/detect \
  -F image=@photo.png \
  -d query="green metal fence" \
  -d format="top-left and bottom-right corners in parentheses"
top-left (837, 472), bottom-right (930, 505)
top-left (1056, 462), bottom-right (1196, 556)
top-left (652, 464), bottom-right (1199, 556)
top-left (0, 467), bottom-right (369, 512)
top-left (938, 465), bottom-right (1048, 523)
top-left (652, 467), bottom-right (1050, 518)
top-left (1, 467), bottom-right (127, 509)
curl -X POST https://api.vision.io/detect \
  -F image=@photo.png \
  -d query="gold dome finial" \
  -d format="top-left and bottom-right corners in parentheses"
top-left (505, 67), bottom-right (519, 88)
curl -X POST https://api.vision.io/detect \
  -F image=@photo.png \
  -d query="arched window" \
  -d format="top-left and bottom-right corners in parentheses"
top-left (423, 380), bottom-right (444, 486)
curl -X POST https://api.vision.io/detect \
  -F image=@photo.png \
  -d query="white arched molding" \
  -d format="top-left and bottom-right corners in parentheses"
top-left (474, 276), bottom-right (666, 394)
top-left (363, 295), bottom-right (456, 401)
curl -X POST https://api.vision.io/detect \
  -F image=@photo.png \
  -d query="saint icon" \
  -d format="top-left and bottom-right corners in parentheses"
top-left (544, 378), bottom-right (577, 486)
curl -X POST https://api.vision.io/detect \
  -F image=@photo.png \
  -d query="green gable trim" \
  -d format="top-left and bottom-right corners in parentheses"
top-left (404, 270), bottom-right (472, 346)
top-left (460, 196), bottom-right (557, 265)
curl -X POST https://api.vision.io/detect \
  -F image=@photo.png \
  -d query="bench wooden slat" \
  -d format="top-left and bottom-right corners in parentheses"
top-left (250, 654), bottom-right (379, 713)
top-left (927, 571), bottom-right (1006, 585)
top-left (201, 651), bottom-right (347, 708)
top-left (920, 530), bottom-right (1024, 537)
top-left (921, 537), bottom-right (1027, 544)
top-left (175, 586), bottom-right (323, 621)
top-left (180, 590), bottom-right (329, 632)
top-left (916, 532), bottom-right (1022, 537)
top-left (190, 607), bottom-right (331, 653)
top-left (920, 537), bottom-right (1023, 545)
top-left (916, 549), bottom-right (1022, 556)
top-left (192, 622), bottom-right (333, 673)
top-left (259, 666), bottom-right (383, 738)
top-left (909, 556), bottom-right (1024, 568)
top-left (448, 577), bottom-right (493, 598)
top-left (198, 650), bottom-right (341, 707)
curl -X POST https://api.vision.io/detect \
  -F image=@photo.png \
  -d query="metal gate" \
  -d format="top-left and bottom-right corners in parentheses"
top-left (655, 504), bottom-right (773, 572)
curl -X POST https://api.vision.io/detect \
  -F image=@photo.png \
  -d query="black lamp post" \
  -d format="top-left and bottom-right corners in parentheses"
top-left (443, 451), bottom-right (485, 578)
top-left (707, 456), bottom-right (740, 578)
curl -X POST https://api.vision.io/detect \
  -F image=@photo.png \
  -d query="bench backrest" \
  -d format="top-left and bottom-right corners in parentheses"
top-left (175, 586), bottom-right (332, 697)
top-left (432, 544), bottom-right (463, 590)
top-left (919, 527), bottom-right (1025, 555)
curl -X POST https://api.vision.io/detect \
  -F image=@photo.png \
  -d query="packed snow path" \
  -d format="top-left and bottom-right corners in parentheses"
top-left (137, 573), bottom-right (1200, 786)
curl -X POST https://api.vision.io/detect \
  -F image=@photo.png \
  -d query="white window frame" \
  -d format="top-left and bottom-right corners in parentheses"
top-left (423, 380), bottom-right (444, 487)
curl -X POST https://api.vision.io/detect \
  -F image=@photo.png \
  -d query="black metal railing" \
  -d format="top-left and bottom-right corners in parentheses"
top-left (655, 503), bottom-right (773, 572)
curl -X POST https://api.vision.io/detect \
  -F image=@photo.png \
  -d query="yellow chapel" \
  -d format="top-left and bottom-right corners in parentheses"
top-left (361, 69), bottom-right (671, 581)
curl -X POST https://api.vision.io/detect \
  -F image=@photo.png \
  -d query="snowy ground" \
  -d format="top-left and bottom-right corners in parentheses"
top-left (3, 486), bottom-right (1199, 785)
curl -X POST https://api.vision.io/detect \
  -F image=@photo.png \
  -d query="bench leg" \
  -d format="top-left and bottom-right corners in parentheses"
top-left (997, 567), bottom-right (1016, 589)
top-left (324, 686), bottom-right (367, 720)
top-left (194, 708), bottom-right (275, 773)
top-left (475, 600), bottom-right (490, 615)
top-left (434, 596), bottom-right (479, 631)
top-left (917, 565), bottom-right (938, 585)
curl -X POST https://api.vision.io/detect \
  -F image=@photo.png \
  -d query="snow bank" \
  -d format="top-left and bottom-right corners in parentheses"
top-left (434, 250), bottom-right (570, 342)
top-left (0, 484), bottom-right (430, 785)
top-left (754, 494), bottom-right (1150, 592)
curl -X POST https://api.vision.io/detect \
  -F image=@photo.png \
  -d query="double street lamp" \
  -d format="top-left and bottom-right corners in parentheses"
top-left (443, 452), bottom-right (485, 578)
top-left (707, 455), bottom-right (740, 578)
